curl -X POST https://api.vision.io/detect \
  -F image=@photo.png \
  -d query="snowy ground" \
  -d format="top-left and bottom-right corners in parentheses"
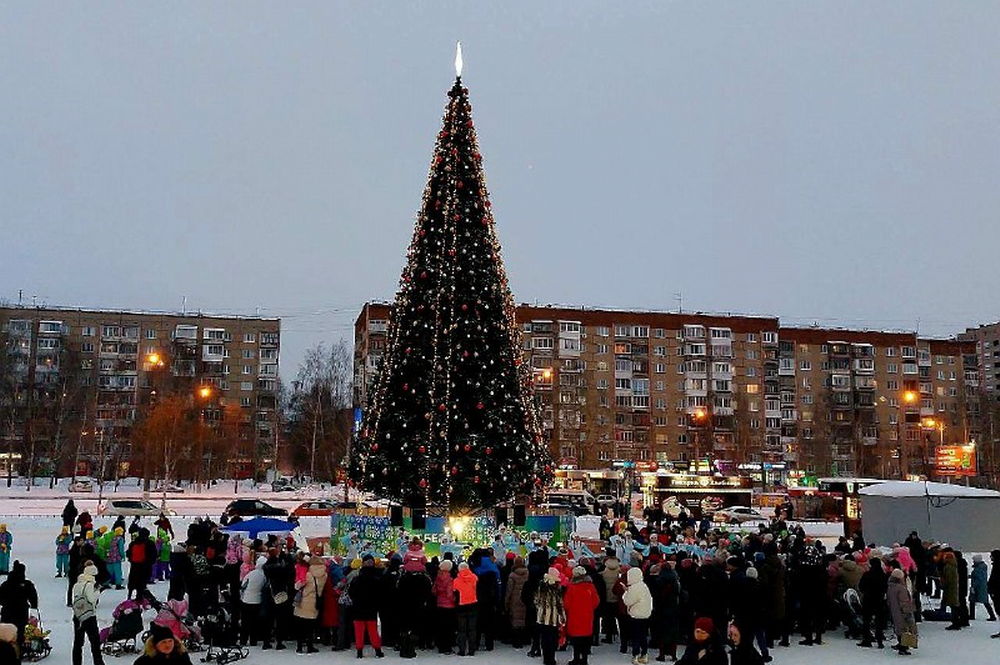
top-left (1, 507), bottom-right (997, 664)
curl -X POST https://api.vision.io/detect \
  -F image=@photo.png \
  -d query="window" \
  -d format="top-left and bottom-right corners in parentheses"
top-left (204, 328), bottom-right (226, 341)
top-left (746, 366), bottom-right (757, 378)
top-left (615, 378), bottom-right (632, 390)
top-left (654, 328), bottom-right (666, 338)
top-left (633, 379), bottom-right (649, 396)
top-left (632, 326), bottom-right (649, 338)
top-left (102, 326), bottom-right (120, 338)
top-left (240, 396), bottom-right (252, 408)
top-left (653, 345), bottom-right (666, 357)
top-left (242, 365), bottom-right (253, 375)
top-left (799, 360), bottom-right (811, 371)
top-left (654, 363), bottom-right (666, 374)
top-left (81, 342), bottom-right (94, 353)
top-left (260, 332), bottom-right (279, 345)
top-left (241, 382), bottom-right (253, 391)
top-left (242, 349), bottom-right (255, 359)
top-left (937, 370), bottom-right (945, 380)
top-left (801, 377), bottom-right (811, 389)
top-left (533, 337), bottom-right (553, 350)
top-left (559, 322), bottom-right (581, 333)
top-left (887, 363), bottom-right (898, 374)
top-left (615, 325), bottom-right (629, 338)
top-left (597, 379), bottom-right (609, 389)
top-left (243, 333), bottom-right (256, 343)
top-left (596, 344), bottom-right (609, 354)
top-left (82, 326), bottom-right (95, 337)
top-left (655, 398), bottom-right (667, 409)
top-left (887, 380), bottom-right (899, 390)
top-left (145, 329), bottom-right (157, 339)
top-left (596, 326), bottom-right (610, 337)
top-left (801, 394), bottom-right (813, 405)
top-left (762, 332), bottom-right (778, 344)
top-left (746, 333), bottom-right (757, 343)
top-left (260, 349), bottom-right (277, 360)
top-left (746, 350), bottom-right (759, 360)
top-left (560, 337), bottom-right (580, 352)
top-left (901, 346), bottom-right (916, 359)
top-left (745, 384), bottom-right (760, 394)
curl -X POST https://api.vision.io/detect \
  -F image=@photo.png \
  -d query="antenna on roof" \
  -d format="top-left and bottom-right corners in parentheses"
top-left (674, 292), bottom-right (683, 314)
top-left (182, 296), bottom-right (187, 316)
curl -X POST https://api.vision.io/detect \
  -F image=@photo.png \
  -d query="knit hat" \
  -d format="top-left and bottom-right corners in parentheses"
top-left (439, 560), bottom-right (454, 572)
top-left (458, 562), bottom-right (470, 571)
top-left (745, 566), bottom-right (758, 580)
top-left (973, 554), bottom-right (984, 564)
top-left (505, 552), bottom-right (516, 561)
top-left (350, 558), bottom-right (363, 570)
top-left (149, 623), bottom-right (175, 645)
top-left (572, 566), bottom-right (587, 579)
top-left (694, 617), bottom-right (714, 636)
top-left (890, 569), bottom-right (905, 581)
top-left (83, 564), bottom-right (98, 578)
top-left (361, 554), bottom-right (375, 567)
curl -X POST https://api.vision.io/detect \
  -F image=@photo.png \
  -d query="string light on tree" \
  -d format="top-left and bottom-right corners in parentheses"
top-left (348, 44), bottom-right (552, 512)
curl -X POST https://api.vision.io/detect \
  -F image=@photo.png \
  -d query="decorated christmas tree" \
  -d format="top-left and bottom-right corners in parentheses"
top-left (351, 47), bottom-right (553, 513)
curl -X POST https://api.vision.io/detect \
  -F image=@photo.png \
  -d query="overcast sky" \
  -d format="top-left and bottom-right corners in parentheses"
top-left (3, 2), bottom-right (999, 373)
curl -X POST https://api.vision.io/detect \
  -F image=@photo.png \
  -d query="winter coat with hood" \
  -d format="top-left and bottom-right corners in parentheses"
top-left (534, 575), bottom-right (566, 627)
top-left (622, 567), bottom-right (653, 620)
top-left (348, 564), bottom-right (382, 621)
top-left (240, 556), bottom-right (268, 605)
top-left (433, 566), bottom-right (456, 609)
top-left (454, 566), bottom-right (479, 606)
top-left (504, 561), bottom-right (529, 627)
top-left (836, 558), bottom-right (864, 590)
top-left (71, 566), bottom-right (100, 622)
top-left (600, 557), bottom-right (622, 603)
top-left (886, 571), bottom-right (916, 639)
top-left (564, 575), bottom-right (600, 637)
top-left (940, 551), bottom-right (959, 607)
top-left (0, 562), bottom-right (38, 627)
top-left (756, 551), bottom-right (785, 622)
top-left (970, 558), bottom-right (990, 603)
top-left (293, 557), bottom-right (329, 620)
top-left (859, 559), bottom-right (888, 610)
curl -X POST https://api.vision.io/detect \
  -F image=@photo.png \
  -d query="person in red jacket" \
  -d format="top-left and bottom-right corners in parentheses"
top-left (565, 566), bottom-right (601, 665)
top-left (454, 562), bottom-right (479, 656)
top-left (432, 560), bottom-right (457, 653)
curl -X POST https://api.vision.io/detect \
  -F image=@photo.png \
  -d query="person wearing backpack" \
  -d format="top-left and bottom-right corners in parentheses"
top-left (72, 563), bottom-right (104, 665)
top-left (127, 528), bottom-right (156, 600)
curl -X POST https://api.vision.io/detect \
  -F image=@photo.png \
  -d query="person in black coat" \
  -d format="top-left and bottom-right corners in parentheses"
top-left (261, 550), bottom-right (295, 650)
top-left (0, 561), bottom-right (39, 645)
top-left (956, 551), bottom-right (971, 627)
top-left (794, 544), bottom-right (828, 646)
top-left (397, 569), bottom-right (432, 658)
top-left (62, 499), bottom-right (79, 528)
top-left (66, 534), bottom-right (85, 607)
top-left (348, 557), bottom-right (385, 658)
top-left (858, 555), bottom-right (888, 648)
top-left (728, 621), bottom-right (764, 665)
top-left (127, 528), bottom-right (156, 600)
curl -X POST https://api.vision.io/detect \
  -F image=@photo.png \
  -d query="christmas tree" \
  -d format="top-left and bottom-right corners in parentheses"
top-left (351, 48), bottom-right (552, 513)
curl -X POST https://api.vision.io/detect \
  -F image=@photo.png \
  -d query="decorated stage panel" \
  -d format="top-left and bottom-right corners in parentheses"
top-left (330, 512), bottom-right (576, 559)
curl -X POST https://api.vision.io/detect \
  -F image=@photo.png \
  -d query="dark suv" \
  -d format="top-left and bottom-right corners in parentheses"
top-left (225, 499), bottom-right (288, 517)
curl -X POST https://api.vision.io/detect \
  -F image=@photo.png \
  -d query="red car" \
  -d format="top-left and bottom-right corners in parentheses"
top-left (291, 500), bottom-right (339, 517)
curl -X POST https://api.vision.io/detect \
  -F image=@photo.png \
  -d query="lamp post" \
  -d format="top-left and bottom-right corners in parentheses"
top-left (196, 386), bottom-right (212, 493)
top-left (141, 352), bottom-right (165, 499)
top-left (900, 390), bottom-right (918, 479)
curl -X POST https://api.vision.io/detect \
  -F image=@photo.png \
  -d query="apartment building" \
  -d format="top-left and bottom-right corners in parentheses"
top-left (355, 302), bottom-right (981, 482)
top-left (961, 322), bottom-right (1000, 396)
top-left (0, 306), bottom-right (281, 477)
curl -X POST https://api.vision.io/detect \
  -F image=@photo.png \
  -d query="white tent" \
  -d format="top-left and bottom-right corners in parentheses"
top-left (859, 480), bottom-right (1000, 550)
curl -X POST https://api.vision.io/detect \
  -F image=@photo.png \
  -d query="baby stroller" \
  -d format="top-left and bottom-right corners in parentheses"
top-left (101, 598), bottom-right (149, 656)
top-left (144, 591), bottom-right (203, 653)
top-left (198, 591), bottom-right (247, 664)
top-left (839, 588), bottom-right (865, 640)
top-left (21, 609), bottom-right (53, 661)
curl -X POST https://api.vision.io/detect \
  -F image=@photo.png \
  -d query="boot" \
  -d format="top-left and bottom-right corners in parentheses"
top-left (375, 649), bottom-right (385, 658)
top-left (308, 645), bottom-right (319, 654)
top-left (357, 649), bottom-right (364, 658)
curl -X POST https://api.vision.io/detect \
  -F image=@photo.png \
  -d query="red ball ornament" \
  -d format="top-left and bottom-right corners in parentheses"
top-left (474, 476), bottom-right (480, 483)
top-left (402, 383), bottom-right (408, 391)
top-left (457, 181), bottom-right (464, 188)
top-left (461, 303), bottom-right (468, 311)
top-left (464, 444), bottom-right (471, 452)
top-left (485, 447), bottom-right (492, 455)
top-left (476, 402), bottom-right (484, 410)
top-left (449, 249), bottom-right (456, 257)
top-left (485, 201), bottom-right (491, 208)
top-left (405, 347), bottom-right (411, 354)
top-left (438, 403), bottom-right (446, 412)
top-left (462, 351), bottom-right (469, 358)
top-left (420, 271), bottom-right (428, 279)
top-left (419, 446), bottom-right (426, 453)
top-left (372, 444), bottom-right (378, 452)
top-left (466, 120), bottom-right (474, 128)
top-left (419, 478), bottom-right (427, 488)
top-left (419, 229), bottom-right (426, 237)
top-left (481, 217), bottom-right (488, 226)
top-left (451, 466), bottom-right (458, 475)
top-left (453, 214), bottom-right (460, 221)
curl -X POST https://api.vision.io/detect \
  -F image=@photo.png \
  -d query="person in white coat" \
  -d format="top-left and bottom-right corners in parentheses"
top-left (71, 563), bottom-right (104, 665)
top-left (239, 555), bottom-right (268, 646)
top-left (623, 566), bottom-right (653, 664)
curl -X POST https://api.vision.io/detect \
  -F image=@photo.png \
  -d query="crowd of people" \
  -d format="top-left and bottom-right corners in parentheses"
top-left (1, 499), bottom-right (998, 665)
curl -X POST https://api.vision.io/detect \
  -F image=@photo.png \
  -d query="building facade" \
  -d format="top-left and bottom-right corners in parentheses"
top-left (0, 306), bottom-right (280, 479)
top-left (355, 302), bottom-right (981, 483)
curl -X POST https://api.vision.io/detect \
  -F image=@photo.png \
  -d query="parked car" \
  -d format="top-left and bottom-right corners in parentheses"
top-left (538, 501), bottom-right (592, 517)
top-left (225, 499), bottom-right (288, 517)
top-left (99, 499), bottom-right (175, 517)
top-left (595, 494), bottom-right (617, 507)
top-left (271, 478), bottom-right (300, 492)
top-left (69, 478), bottom-right (95, 493)
top-left (154, 482), bottom-right (185, 493)
top-left (713, 506), bottom-right (764, 524)
top-left (291, 500), bottom-right (340, 517)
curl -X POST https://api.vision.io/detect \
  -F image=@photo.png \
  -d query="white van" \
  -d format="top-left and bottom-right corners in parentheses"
top-left (544, 489), bottom-right (597, 515)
